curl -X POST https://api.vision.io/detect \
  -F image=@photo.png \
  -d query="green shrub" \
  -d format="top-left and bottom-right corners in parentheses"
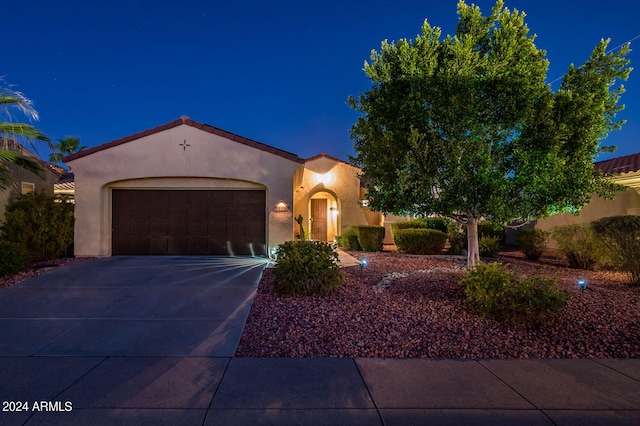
top-left (356, 225), bottom-right (385, 252)
top-left (478, 221), bottom-right (507, 243)
top-left (417, 217), bottom-right (448, 233)
top-left (592, 215), bottom-right (640, 285)
top-left (479, 236), bottom-right (501, 257)
top-left (460, 262), bottom-right (569, 322)
top-left (446, 220), bottom-right (466, 255)
top-left (273, 240), bottom-right (343, 296)
top-left (517, 229), bottom-right (550, 261)
top-left (551, 224), bottom-right (606, 270)
top-left (0, 241), bottom-right (27, 276)
top-left (2, 192), bottom-right (74, 261)
top-left (390, 219), bottom-right (425, 240)
top-left (336, 227), bottom-right (361, 251)
top-left (393, 228), bottom-right (448, 255)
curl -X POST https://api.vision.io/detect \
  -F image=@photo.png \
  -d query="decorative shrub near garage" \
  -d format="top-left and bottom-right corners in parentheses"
top-left (460, 262), bottom-right (569, 323)
top-left (355, 225), bottom-right (385, 252)
top-left (393, 228), bottom-right (448, 255)
top-left (2, 192), bottom-right (74, 261)
top-left (0, 241), bottom-right (27, 276)
top-left (517, 229), bottom-right (550, 261)
top-left (273, 240), bottom-right (343, 296)
top-left (591, 215), bottom-right (640, 285)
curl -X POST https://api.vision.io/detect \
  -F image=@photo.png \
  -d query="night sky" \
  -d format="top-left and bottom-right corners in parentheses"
top-left (3, 0), bottom-right (639, 163)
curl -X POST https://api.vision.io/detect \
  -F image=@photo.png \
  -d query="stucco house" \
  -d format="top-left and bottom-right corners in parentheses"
top-left (0, 139), bottom-right (62, 219)
top-left (63, 116), bottom-right (382, 257)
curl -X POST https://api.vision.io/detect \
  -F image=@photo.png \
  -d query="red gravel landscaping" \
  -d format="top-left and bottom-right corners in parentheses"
top-left (236, 251), bottom-right (640, 359)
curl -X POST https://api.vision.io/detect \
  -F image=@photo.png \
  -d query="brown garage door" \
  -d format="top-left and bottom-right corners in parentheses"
top-left (112, 189), bottom-right (266, 256)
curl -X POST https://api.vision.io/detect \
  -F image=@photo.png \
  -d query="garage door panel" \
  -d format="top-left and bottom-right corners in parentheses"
top-left (112, 189), bottom-right (265, 256)
top-left (187, 222), bottom-right (207, 237)
top-left (168, 222), bottom-right (188, 236)
top-left (150, 239), bottom-right (168, 254)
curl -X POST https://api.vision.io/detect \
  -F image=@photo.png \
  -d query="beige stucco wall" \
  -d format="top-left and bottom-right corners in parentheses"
top-left (0, 162), bottom-right (59, 221)
top-left (534, 187), bottom-right (640, 247)
top-left (293, 156), bottom-right (382, 242)
top-left (67, 124), bottom-right (301, 256)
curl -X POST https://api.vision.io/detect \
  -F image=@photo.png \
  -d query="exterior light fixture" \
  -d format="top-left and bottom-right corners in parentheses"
top-left (360, 259), bottom-right (368, 270)
top-left (577, 279), bottom-right (593, 292)
top-left (358, 199), bottom-right (370, 208)
top-left (274, 200), bottom-right (289, 212)
top-left (329, 206), bottom-right (339, 216)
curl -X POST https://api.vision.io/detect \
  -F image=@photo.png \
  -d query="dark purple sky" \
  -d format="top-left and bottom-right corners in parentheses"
top-left (4, 0), bottom-right (639, 162)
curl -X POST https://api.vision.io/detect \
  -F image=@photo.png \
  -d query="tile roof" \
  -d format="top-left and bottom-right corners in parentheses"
top-left (595, 152), bottom-right (640, 175)
top-left (306, 152), bottom-right (358, 168)
top-left (62, 116), bottom-right (305, 164)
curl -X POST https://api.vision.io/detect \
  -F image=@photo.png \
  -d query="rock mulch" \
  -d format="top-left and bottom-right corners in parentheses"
top-left (0, 257), bottom-right (94, 291)
top-left (236, 251), bottom-right (639, 359)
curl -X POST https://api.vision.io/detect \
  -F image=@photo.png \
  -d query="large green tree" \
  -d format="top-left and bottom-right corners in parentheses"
top-left (349, 0), bottom-right (631, 268)
top-left (0, 80), bottom-right (50, 189)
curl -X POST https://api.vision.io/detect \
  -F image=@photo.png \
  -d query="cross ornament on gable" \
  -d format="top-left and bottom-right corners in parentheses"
top-left (179, 139), bottom-right (191, 151)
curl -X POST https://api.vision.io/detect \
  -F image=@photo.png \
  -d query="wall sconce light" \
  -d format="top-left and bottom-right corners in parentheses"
top-left (329, 206), bottom-right (339, 216)
top-left (274, 200), bottom-right (289, 212)
top-left (358, 199), bottom-right (370, 208)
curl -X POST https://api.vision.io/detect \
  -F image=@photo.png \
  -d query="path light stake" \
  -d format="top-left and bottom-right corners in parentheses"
top-left (360, 259), bottom-right (368, 273)
top-left (578, 279), bottom-right (594, 293)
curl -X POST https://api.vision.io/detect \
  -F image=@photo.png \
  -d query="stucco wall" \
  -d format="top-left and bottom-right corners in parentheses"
top-left (294, 156), bottom-right (382, 241)
top-left (533, 188), bottom-right (640, 248)
top-left (0, 162), bottom-right (59, 220)
top-left (67, 124), bottom-right (301, 256)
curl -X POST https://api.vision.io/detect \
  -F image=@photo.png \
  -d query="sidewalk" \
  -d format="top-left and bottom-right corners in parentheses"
top-left (2, 357), bottom-right (638, 425)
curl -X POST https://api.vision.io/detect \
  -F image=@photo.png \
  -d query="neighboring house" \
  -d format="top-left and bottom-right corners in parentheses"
top-left (522, 151), bottom-right (640, 245)
top-left (54, 172), bottom-right (75, 202)
top-left (64, 116), bottom-right (385, 257)
top-left (0, 139), bottom-right (62, 220)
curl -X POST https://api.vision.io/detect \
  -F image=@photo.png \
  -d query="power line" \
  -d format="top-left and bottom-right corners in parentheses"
top-left (547, 34), bottom-right (639, 85)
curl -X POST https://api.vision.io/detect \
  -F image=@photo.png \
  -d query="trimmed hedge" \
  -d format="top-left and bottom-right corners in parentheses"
top-left (592, 215), bottom-right (640, 285)
top-left (356, 225), bottom-right (385, 252)
top-left (273, 240), bottom-right (343, 296)
top-left (393, 228), bottom-right (448, 255)
top-left (335, 227), bottom-right (362, 251)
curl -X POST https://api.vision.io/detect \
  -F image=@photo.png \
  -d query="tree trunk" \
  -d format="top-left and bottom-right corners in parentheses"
top-left (466, 217), bottom-right (480, 269)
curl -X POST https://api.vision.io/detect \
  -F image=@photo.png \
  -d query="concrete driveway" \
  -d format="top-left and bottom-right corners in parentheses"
top-left (0, 256), bottom-right (267, 357)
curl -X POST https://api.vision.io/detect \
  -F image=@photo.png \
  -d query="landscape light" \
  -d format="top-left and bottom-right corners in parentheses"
top-left (360, 259), bottom-right (368, 270)
top-left (578, 279), bottom-right (587, 292)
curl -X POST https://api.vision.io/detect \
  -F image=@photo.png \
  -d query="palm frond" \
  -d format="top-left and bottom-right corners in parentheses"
top-left (0, 150), bottom-right (45, 178)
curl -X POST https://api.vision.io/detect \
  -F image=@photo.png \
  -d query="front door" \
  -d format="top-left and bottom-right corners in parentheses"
top-left (310, 198), bottom-right (327, 241)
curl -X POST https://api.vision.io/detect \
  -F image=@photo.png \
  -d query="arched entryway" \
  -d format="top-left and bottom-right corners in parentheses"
top-left (309, 191), bottom-right (339, 242)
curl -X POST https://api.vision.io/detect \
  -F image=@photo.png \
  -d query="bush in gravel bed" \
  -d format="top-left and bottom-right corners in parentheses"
top-left (0, 241), bottom-right (27, 276)
top-left (517, 229), bottom-right (550, 261)
top-left (356, 225), bottom-right (385, 251)
top-left (336, 227), bottom-right (361, 251)
top-left (479, 235), bottom-right (502, 257)
top-left (551, 224), bottom-right (606, 270)
top-left (592, 215), bottom-right (640, 285)
top-left (461, 262), bottom-right (569, 323)
top-left (393, 228), bottom-right (448, 255)
top-left (273, 240), bottom-right (343, 296)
